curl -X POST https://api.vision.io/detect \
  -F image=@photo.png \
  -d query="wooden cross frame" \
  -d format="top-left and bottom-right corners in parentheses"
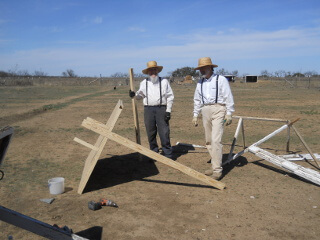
top-left (224, 116), bottom-right (289, 165)
top-left (74, 100), bottom-right (123, 194)
top-left (226, 116), bottom-right (320, 168)
top-left (74, 101), bottom-right (226, 193)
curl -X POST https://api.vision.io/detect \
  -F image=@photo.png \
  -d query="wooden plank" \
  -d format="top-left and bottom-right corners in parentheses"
top-left (286, 125), bottom-right (290, 152)
top-left (292, 125), bottom-right (320, 168)
top-left (280, 153), bottom-right (320, 161)
top-left (76, 100), bottom-right (123, 194)
top-left (81, 118), bottom-right (226, 190)
top-left (226, 118), bottom-right (243, 164)
top-left (248, 146), bottom-right (320, 186)
top-left (241, 119), bottom-right (246, 149)
top-left (0, 205), bottom-right (88, 240)
top-left (129, 68), bottom-right (141, 144)
top-left (232, 116), bottom-right (287, 122)
top-left (253, 124), bottom-right (289, 147)
top-left (73, 137), bottom-right (99, 151)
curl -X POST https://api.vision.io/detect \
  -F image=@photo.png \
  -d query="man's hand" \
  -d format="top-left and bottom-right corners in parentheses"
top-left (224, 114), bottom-right (232, 126)
top-left (164, 112), bottom-right (171, 122)
top-left (192, 117), bottom-right (198, 127)
top-left (129, 90), bottom-right (135, 98)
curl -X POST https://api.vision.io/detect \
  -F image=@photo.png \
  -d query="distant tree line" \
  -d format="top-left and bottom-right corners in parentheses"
top-left (0, 64), bottom-right (79, 78)
top-left (260, 70), bottom-right (319, 78)
top-left (168, 67), bottom-right (239, 77)
top-left (110, 72), bottom-right (146, 78)
top-left (0, 69), bottom-right (48, 77)
top-left (168, 67), bottom-right (319, 78)
top-left (1, 65), bottom-right (318, 78)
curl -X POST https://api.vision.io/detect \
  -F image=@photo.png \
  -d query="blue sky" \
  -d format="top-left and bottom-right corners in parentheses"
top-left (1, 0), bottom-right (320, 77)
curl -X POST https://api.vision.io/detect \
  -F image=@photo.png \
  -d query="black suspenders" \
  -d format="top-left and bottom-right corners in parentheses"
top-left (201, 75), bottom-right (219, 105)
top-left (160, 77), bottom-right (162, 105)
top-left (146, 77), bottom-right (162, 106)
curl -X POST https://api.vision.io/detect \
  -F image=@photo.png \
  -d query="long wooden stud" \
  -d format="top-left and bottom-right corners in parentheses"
top-left (226, 118), bottom-right (243, 164)
top-left (75, 100), bottom-right (123, 194)
top-left (286, 123), bottom-right (290, 152)
top-left (232, 116), bottom-right (287, 122)
top-left (292, 125), bottom-right (320, 168)
top-left (81, 118), bottom-right (226, 190)
top-left (241, 119), bottom-right (246, 149)
top-left (129, 68), bottom-right (141, 144)
top-left (254, 124), bottom-right (289, 147)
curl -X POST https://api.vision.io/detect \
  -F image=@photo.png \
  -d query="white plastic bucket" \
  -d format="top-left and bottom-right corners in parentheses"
top-left (48, 177), bottom-right (65, 195)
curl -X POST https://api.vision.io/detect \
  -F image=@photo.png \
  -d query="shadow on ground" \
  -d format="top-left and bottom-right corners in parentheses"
top-left (171, 144), bottom-right (192, 160)
top-left (222, 153), bottom-right (248, 179)
top-left (76, 226), bottom-right (103, 240)
top-left (83, 153), bottom-right (159, 193)
top-left (83, 145), bottom-right (230, 192)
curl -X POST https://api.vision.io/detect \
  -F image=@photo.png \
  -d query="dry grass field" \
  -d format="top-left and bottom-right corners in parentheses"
top-left (0, 80), bottom-right (319, 240)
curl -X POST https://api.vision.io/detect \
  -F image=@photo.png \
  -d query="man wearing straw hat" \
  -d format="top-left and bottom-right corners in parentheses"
top-left (193, 57), bottom-right (235, 180)
top-left (129, 61), bottom-right (174, 159)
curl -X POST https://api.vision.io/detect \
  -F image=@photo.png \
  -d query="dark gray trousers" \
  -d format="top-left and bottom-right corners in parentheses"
top-left (144, 106), bottom-right (172, 158)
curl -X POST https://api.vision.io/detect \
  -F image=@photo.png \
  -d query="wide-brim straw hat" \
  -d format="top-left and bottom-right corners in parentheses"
top-left (142, 61), bottom-right (163, 74)
top-left (195, 57), bottom-right (218, 70)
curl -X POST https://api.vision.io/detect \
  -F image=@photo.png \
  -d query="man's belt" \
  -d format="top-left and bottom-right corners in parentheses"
top-left (144, 105), bottom-right (167, 107)
top-left (203, 103), bottom-right (226, 106)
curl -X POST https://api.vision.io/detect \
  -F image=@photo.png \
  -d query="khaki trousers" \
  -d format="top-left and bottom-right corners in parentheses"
top-left (201, 105), bottom-right (226, 173)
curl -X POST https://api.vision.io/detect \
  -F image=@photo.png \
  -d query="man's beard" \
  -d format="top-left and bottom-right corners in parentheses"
top-left (150, 76), bottom-right (158, 83)
top-left (201, 70), bottom-right (213, 79)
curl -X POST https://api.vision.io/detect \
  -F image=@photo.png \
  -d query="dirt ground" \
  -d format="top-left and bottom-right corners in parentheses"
top-left (0, 80), bottom-right (319, 240)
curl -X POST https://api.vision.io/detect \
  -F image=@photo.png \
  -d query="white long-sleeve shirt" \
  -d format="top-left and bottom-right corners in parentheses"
top-left (136, 77), bottom-right (174, 112)
top-left (193, 74), bottom-right (235, 117)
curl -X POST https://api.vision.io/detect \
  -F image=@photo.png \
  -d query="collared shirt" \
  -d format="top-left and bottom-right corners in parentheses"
top-left (136, 77), bottom-right (174, 112)
top-left (193, 74), bottom-right (235, 117)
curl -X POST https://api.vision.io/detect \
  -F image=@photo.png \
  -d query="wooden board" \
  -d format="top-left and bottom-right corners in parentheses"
top-left (226, 117), bottom-right (243, 164)
top-left (129, 68), bottom-right (141, 144)
top-left (292, 125), bottom-right (320, 168)
top-left (75, 100), bottom-right (123, 194)
top-left (232, 115), bottom-right (287, 122)
top-left (81, 118), bottom-right (226, 190)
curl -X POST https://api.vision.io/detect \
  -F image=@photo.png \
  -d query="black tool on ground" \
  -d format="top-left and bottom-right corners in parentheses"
top-left (88, 198), bottom-right (118, 211)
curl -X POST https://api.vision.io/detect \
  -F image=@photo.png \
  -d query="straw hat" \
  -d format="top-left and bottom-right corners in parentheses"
top-left (195, 57), bottom-right (218, 70)
top-left (142, 61), bottom-right (163, 74)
